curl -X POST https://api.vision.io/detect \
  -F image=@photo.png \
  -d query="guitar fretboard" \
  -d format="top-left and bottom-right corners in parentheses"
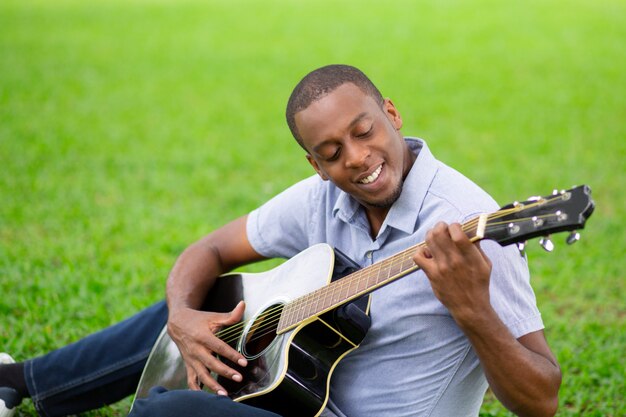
top-left (276, 245), bottom-right (417, 333)
top-left (276, 213), bottom-right (490, 334)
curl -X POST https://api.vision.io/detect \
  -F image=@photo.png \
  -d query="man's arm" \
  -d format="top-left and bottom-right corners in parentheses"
top-left (413, 222), bottom-right (561, 417)
top-left (166, 215), bottom-right (266, 395)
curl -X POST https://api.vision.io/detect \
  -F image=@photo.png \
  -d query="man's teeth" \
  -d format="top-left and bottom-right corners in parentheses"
top-left (359, 165), bottom-right (382, 184)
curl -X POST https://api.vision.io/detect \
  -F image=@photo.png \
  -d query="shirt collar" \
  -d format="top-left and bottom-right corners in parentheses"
top-left (332, 137), bottom-right (439, 236)
top-left (333, 184), bottom-right (362, 226)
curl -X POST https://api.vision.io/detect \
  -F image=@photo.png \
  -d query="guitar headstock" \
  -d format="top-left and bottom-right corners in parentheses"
top-left (482, 185), bottom-right (594, 251)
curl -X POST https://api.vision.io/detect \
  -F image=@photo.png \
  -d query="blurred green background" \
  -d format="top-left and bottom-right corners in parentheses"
top-left (1, 0), bottom-right (624, 415)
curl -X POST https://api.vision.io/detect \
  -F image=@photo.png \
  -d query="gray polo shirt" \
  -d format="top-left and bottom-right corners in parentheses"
top-left (247, 138), bottom-right (543, 416)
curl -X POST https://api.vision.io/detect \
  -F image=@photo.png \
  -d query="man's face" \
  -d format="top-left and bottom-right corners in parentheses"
top-left (295, 83), bottom-right (412, 210)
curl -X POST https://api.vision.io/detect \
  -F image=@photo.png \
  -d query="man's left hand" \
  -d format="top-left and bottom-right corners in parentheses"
top-left (413, 221), bottom-right (493, 322)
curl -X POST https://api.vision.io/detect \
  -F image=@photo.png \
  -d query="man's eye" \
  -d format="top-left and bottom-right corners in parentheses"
top-left (327, 148), bottom-right (341, 161)
top-left (356, 126), bottom-right (373, 138)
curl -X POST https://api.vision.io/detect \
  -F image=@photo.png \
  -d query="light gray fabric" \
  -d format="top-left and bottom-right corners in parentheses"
top-left (247, 138), bottom-right (543, 416)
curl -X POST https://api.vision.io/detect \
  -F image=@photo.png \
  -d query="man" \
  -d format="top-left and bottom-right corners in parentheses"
top-left (0, 64), bottom-right (561, 417)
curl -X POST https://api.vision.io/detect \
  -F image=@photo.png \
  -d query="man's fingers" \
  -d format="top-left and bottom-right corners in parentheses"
top-left (448, 222), bottom-right (469, 243)
top-left (222, 301), bottom-right (246, 326)
top-left (210, 336), bottom-right (248, 368)
top-left (413, 245), bottom-right (433, 269)
top-left (185, 348), bottom-right (241, 395)
top-left (425, 222), bottom-right (479, 258)
top-left (448, 223), bottom-right (479, 254)
top-left (414, 222), bottom-right (476, 274)
top-left (185, 364), bottom-right (201, 391)
top-left (424, 222), bottom-right (452, 259)
top-left (214, 301), bottom-right (245, 327)
top-left (185, 307), bottom-right (247, 369)
top-left (187, 334), bottom-right (246, 379)
top-left (189, 359), bottom-right (229, 396)
top-left (204, 354), bottom-right (244, 382)
top-left (209, 302), bottom-right (248, 367)
top-left (169, 306), bottom-right (250, 395)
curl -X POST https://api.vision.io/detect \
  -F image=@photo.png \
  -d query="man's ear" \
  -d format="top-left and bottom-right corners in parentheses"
top-left (306, 154), bottom-right (329, 180)
top-left (383, 98), bottom-right (403, 131)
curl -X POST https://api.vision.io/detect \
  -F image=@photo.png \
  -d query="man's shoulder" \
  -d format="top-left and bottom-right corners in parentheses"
top-left (257, 174), bottom-right (343, 218)
top-left (428, 161), bottom-right (500, 218)
top-left (282, 174), bottom-right (340, 201)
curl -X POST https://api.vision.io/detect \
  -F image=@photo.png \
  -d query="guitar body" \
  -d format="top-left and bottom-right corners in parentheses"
top-left (134, 243), bottom-right (370, 417)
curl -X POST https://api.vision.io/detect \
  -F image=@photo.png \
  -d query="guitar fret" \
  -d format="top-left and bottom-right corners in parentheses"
top-left (379, 258), bottom-right (392, 284)
top-left (313, 288), bottom-right (322, 317)
top-left (320, 287), bottom-right (330, 310)
top-left (376, 261), bottom-right (387, 288)
top-left (293, 296), bottom-right (306, 325)
top-left (333, 282), bottom-right (342, 305)
top-left (300, 293), bottom-right (313, 321)
top-left (278, 303), bottom-right (292, 331)
top-left (335, 279), bottom-right (347, 307)
top-left (348, 272), bottom-right (359, 298)
top-left (308, 291), bottom-right (319, 313)
top-left (350, 270), bottom-right (363, 295)
top-left (388, 256), bottom-right (402, 278)
top-left (298, 295), bottom-right (311, 323)
top-left (358, 263), bottom-right (368, 287)
top-left (284, 300), bottom-right (296, 329)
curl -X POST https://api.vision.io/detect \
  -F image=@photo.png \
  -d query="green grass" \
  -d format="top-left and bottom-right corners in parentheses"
top-left (1, 0), bottom-right (624, 415)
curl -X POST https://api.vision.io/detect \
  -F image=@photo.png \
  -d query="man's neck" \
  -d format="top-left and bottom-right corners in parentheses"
top-left (365, 206), bottom-right (390, 238)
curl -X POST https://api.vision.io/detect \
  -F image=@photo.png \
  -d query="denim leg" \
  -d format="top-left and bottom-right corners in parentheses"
top-left (129, 386), bottom-right (282, 417)
top-left (23, 301), bottom-right (168, 417)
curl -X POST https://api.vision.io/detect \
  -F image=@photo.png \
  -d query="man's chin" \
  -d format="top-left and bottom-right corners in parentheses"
top-left (364, 185), bottom-right (403, 209)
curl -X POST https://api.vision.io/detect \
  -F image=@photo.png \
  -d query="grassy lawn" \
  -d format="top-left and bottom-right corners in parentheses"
top-left (1, 0), bottom-right (624, 415)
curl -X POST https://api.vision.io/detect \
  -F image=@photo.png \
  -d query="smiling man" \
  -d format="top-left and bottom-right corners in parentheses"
top-left (294, 82), bottom-right (415, 237)
top-left (1, 65), bottom-right (561, 417)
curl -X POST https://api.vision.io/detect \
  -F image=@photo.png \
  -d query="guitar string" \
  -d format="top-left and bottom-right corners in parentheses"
top-left (214, 198), bottom-right (561, 346)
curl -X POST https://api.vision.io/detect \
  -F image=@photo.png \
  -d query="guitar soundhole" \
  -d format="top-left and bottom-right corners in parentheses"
top-left (241, 303), bottom-right (283, 360)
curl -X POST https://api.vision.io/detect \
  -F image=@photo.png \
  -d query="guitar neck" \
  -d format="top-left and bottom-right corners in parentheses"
top-left (277, 215), bottom-right (487, 333)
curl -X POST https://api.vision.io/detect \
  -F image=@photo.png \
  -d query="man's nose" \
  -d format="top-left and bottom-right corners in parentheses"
top-left (344, 142), bottom-right (369, 168)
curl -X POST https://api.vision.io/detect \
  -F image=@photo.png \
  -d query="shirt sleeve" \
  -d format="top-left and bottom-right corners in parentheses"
top-left (246, 175), bottom-right (322, 260)
top-left (481, 240), bottom-right (545, 338)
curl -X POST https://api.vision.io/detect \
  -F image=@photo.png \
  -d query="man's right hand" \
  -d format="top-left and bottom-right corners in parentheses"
top-left (166, 301), bottom-right (248, 396)
top-left (164, 215), bottom-right (263, 395)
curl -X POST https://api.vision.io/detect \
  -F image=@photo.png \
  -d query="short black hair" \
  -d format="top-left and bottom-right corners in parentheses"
top-left (286, 64), bottom-right (384, 149)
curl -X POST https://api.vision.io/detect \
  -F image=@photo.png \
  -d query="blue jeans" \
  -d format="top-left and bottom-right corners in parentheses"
top-left (23, 301), bottom-right (280, 417)
top-left (130, 386), bottom-right (280, 417)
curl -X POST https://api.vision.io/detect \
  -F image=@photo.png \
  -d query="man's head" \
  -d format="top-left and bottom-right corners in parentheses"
top-left (286, 65), bottom-right (415, 215)
top-left (286, 64), bottom-right (384, 148)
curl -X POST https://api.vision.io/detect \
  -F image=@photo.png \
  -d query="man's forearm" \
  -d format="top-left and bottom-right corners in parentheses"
top-left (455, 306), bottom-right (561, 417)
top-left (165, 215), bottom-right (262, 314)
top-left (166, 238), bottom-right (223, 312)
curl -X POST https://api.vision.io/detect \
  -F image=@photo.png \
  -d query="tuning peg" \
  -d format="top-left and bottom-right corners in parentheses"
top-left (566, 231), bottom-right (580, 245)
top-left (539, 236), bottom-right (554, 252)
top-left (517, 241), bottom-right (527, 256)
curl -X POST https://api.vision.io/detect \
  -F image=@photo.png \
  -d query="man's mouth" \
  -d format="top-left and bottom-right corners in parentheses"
top-left (358, 164), bottom-right (383, 184)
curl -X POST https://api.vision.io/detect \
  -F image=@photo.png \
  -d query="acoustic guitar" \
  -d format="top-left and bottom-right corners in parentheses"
top-left (133, 185), bottom-right (594, 416)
